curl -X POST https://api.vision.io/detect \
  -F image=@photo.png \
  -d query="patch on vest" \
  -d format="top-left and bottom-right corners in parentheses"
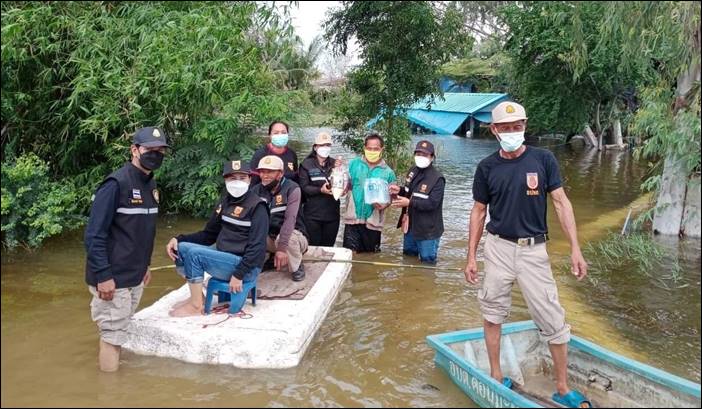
top-left (131, 189), bottom-right (143, 204)
top-left (215, 204), bottom-right (222, 215)
top-left (420, 184), bottom-right (428, 193)
top-left (233, 206), bottom-right (244, 217)
top-left (288, 162), bottom-right (294, 171)
top-left (152, 189), bottom-right (160, 203)
top-left (406, 171), bottom-right (414, 184)
top-left (275, 194), bottom-right (284, 205)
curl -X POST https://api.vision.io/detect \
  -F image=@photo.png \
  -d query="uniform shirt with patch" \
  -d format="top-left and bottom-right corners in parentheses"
top-left (472, 146), bottom-right (562, 238)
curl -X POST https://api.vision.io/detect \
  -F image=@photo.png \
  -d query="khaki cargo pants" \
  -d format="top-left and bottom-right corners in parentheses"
top-left (266, 229), bottom-right (308, 272)
top-left (88, 283), bottom-right (144, 346)
top-left (478, 233), bottom-right (571, 344)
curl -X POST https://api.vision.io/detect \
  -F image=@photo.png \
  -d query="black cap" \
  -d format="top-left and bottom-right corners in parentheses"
top-left (223, 159), bottom-right (252, 176)
top-left (414, 140), bottom-right (435, 156)
top-left (133, 126), bottom-right (170, 148)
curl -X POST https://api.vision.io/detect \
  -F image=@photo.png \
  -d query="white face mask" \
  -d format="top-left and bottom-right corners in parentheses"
top-left (226, 180), bottom-right (249, 198)
top-left (414, 155), bottom-right (432, 169)
top-left (498, 131), bottom-right (525, 152)
top-left (316, 146), bottom-right (331, 158)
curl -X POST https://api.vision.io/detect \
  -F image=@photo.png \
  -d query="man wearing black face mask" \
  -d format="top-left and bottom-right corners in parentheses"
top-left (84, 126), bottom-right (169, 372)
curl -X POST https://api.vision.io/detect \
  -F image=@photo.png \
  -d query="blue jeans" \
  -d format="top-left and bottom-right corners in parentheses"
top-left (403, 233), bottom-right (440, 264)
top-left (175, 243), bottom-right (260, 311)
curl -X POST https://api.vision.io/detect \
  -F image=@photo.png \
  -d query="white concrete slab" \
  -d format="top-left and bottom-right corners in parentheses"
top-left (123, 247), bottom-right (352, 368)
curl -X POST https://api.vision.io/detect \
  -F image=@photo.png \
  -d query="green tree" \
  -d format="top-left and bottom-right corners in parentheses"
top-left (570, 1), bottom-right (700, 235)
top-left (1, 1), bottom-right (307, 247)
top-left (324, 1), bottom-right (470, 169)
top-left (500, 2), bottom-right (647, 138)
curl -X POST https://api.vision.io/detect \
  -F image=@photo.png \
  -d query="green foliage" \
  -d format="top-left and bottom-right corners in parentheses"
top-left (500, 2), bottom-right (647, 136)
top-left (1, 2), bottom-right (310, 247)
top-left (324, 1), bottom-right (470, 169)
top-left (1, 154), bottom-right (87, 249)
top-left (633, 83), bottom-right (701, 177)
top-left (584, 1), bottom-right (701, 195)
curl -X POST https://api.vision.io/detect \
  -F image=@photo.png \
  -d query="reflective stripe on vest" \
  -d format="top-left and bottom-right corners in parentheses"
top-left (412, 192), bottom-right (429, 199)
top-left (310, 176), bottom-right (328, 182)
top-left (116, 207), bottom-right (159, 215)
top-left (221, 215), bottom-right (252, 227)
top-left (270, 206), bottom-right (287, 213)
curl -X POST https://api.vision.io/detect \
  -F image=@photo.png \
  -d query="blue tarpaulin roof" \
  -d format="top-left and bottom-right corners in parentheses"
top-left (367, 93), bottom-right (509, 134)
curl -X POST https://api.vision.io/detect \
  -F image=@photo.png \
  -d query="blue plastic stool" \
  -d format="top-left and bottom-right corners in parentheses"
top-left (204, 278), bottom-right (257, 315)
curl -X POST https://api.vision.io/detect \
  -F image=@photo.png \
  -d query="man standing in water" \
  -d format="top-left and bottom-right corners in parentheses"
top-left (464, 101), bottom-right (591, 408)
top-left (84, 126), bottom-right (169, 372)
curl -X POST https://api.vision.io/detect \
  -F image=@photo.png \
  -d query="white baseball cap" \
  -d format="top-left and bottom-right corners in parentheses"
top-left (491, 101), bottom-right (528, 124)
top-left (257, 155), bottom-right (284, 171)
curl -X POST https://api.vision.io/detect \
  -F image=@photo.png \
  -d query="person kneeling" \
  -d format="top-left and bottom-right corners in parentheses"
top-left (166, 160), bottom-right (268, 317)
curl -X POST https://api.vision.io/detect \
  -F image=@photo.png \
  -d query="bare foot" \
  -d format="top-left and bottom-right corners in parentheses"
top-left (168, 303), bottom-right (203, 317)
top-left (170, 298), bottom-right (190, 311)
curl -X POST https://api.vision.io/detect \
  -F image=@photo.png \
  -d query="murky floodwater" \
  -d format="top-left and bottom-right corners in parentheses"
top-left (2, 129), bottom-right (700, 407)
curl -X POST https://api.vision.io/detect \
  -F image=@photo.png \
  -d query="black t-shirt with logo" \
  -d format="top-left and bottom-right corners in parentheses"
top-left (472, 146), bottom-right (562, 238)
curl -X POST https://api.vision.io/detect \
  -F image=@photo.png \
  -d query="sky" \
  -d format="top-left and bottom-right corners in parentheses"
top-left (288, 1), bottom-right (361, 75)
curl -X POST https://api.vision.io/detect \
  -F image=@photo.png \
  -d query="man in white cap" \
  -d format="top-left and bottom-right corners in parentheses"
top-left (463, 101), bottom-right (591, 408)
top-left (251, 155), bottom-right (309, 281)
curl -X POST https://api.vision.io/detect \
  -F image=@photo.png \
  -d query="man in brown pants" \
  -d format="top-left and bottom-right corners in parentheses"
top-left (464, 101), bottom-right (591, 408)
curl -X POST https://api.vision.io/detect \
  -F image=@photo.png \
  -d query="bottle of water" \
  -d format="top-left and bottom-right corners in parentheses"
top-left (331, 156), bottom-right (347, 200)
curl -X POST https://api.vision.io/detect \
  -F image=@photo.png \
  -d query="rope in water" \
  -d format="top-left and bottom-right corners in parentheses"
top-left (149, 258), bottom-right (464, 273)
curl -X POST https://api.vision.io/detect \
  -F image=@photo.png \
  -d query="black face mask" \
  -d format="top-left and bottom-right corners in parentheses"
top-left (264, 178), bottom-right (280, 192)
top-left (139, 151), bottom-right (164, 171)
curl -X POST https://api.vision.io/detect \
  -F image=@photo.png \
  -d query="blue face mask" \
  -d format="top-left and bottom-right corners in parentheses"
top-left (271, 133), bottom-right (289, 148)
top-left (498, 131), bottom-right (524, 152)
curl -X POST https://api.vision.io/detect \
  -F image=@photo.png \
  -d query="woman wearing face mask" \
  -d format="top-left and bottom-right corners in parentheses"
top-left (165, 160), bottom-right (269, 317)
top-left (299, 132), bottom-right (342, 247)
top-left (390, 140), bottom-right (446, 264)
top-left (249, 120), bottom-right (299, 185)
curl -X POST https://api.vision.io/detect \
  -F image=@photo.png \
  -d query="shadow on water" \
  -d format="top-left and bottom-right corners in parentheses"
top-left (1, 129), bottom-right (699, 407)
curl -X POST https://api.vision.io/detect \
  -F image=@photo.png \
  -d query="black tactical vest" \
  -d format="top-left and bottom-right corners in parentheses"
top-left (215, 191), bottom-right (267, 256)
top-left (105, 163), bottom-right (158, 287)
top-left (252, 178), bottom-right (308, 238)
top-left (402, 165), bottom-right (445, 241)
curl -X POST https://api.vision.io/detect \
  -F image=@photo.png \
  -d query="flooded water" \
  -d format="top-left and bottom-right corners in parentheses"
top-left (2, 129), bottom-right (700, 407)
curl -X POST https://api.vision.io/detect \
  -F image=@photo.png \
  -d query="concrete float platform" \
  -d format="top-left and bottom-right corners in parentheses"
top-left (123, 247), bottom-right (352, 368)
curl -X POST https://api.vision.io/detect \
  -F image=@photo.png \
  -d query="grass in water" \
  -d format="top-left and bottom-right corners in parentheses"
top-left (580, 232), bottom-right (686, 290)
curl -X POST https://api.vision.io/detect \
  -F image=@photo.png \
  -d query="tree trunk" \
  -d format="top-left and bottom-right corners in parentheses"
top-left (653, 26), bottom-right (701, 236)
top-left (682, 176), bottom-right (701, 238)
top-left (613, 119), bottom-right (624, 146)
top-left (583, 125), bottom-right (598, 146)
top-left (652, 155), bottom-right (688, 235)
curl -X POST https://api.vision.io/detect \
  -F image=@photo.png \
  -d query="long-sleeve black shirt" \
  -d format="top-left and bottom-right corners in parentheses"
top-left (84, 179), bottom-right (120, 283)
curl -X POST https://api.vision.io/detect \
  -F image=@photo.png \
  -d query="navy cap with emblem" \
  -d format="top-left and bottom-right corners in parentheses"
top-left (223, 159), bottom-right (252, 176)
top-left (133, 126), bottom-right (170, 148)
top-left (414, 140), bottom-right (435, 156)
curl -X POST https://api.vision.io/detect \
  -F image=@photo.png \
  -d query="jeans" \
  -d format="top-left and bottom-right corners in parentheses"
top-left (175, 242), bottom-right (260, 311)
top-left (403, 233), bottom-right (440, 264)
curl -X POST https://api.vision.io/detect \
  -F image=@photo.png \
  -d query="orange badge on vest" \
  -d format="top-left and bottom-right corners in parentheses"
top-left (216, 204), bottom-right (222, 215)
top-left (288, 162), bottom-right (294, 171)
top-left (152, 189), bottom-right (160, 203)
top-left (275, 195), bottom-right (283, 205)
top-left (233, 206), bottom-right (244, 217)
top-left (526, 172), bottom-right (539, 189)
top-left (420, 184), bottom-right (428, 193)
